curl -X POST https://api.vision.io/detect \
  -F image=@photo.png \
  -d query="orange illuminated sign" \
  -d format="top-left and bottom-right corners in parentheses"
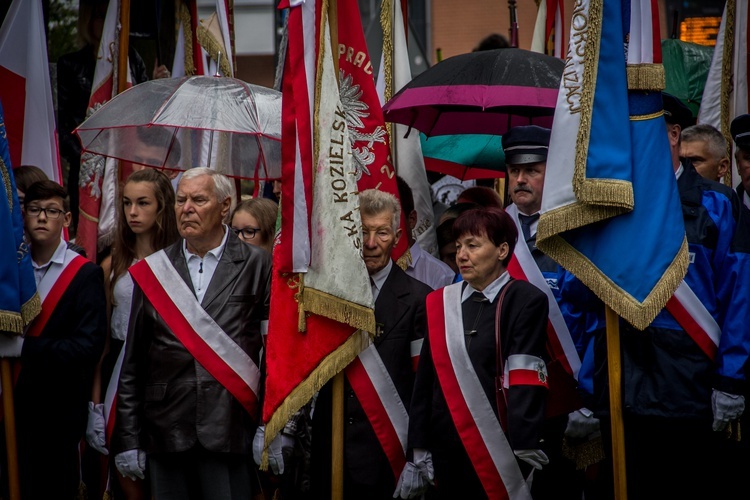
top-left (680, 17), bottom-right (722, 46)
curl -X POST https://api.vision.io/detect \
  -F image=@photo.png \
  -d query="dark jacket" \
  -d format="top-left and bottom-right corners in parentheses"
top-left (113, 233), bottom-right (272, 455)
top-left (313, 264), bottom-right (432, 497)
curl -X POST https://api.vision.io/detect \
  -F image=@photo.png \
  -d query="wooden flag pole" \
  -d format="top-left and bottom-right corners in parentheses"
top-left (605, 305), bottom-right (627, 499)
top-left (2, 357), bottom-right (20, 500)
top-left (326, 0), bottom-right (344, 499)
top-left (116, 0), bottom-right (131, 186)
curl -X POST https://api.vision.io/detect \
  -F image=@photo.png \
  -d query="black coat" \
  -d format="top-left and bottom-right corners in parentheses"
top-left (313, 264), bottom-right (432, 498)
top-left (113, 233), bottom-right (272, 455)
top-left (408, 279), bottom-right (549, 498)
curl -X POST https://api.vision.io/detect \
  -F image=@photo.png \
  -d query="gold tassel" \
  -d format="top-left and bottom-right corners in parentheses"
top-left (562, 435), bottom-right (606, 470)
top-left (396, 248), bottom-right (412, 271)
top-left (21, 293), bottom-right (41, 327)
top-left (626, 64), bottom-right (665, 91)
top-left (379, 0), bottom-right (394, 146)
top-left (195, 23), bottom-right (232, 77)
top-left (103, 489), bottom-right (113, 500)
top-left (262, 330), bottom-right (369, 460)
top-left (179, 2), bottom-right (195, 76)
top-left (302, 288), bottom-right (376, 334)
top-left (0, 313), bottom-right (24, 335)
top-left (76, 480), bottom-right (88, 500)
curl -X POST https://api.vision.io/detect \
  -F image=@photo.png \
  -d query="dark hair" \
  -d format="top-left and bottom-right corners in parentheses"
top-left (24, 180), bottom-right (69, 212)
top-left (231, 197), bottom-right (279, 253)
top-left (438, 201), bottom-right (480, 225)
top-left (457, 186), bottom-right (503, 208)
top-left (110, 169), bottom-right (179, 300)
top-left (135, 127), bottom-right (182, 167)
top-left (395, 176), bottom-right (415, 216)
top-left (14, 165), bottom-right (48, 193)
top-left (473, 33), bottom-right (510, 51)
top-left (452, 207), bottom-right (517, 266)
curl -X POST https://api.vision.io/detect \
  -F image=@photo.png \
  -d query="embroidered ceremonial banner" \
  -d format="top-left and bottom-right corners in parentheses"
top-left (77, 0), bottom-right (132, 259)
top-left (537, 0), bottom-right (689, 330)
top-left (697, 0), bottom-right (749, 188)
top-left (427, 284), bottom-right (531, 500)
top-left (337, 0), bottom-right (408, 263)
top-left (0, 101), bottom-right (39, 333)
top-left (531, 0), bottom-right (565, 58)
top-left (0, 0), bottom-right (63, 185)
top-left (377, 0), bottom-right (439, 256)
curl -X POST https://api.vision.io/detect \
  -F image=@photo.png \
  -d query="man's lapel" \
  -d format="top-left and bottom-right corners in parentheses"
top-left (201, 234), bottom-right (243, 308)
top-left (166, 241), bottom-right (196, 296)
top-left (374, 264), bottom-right (409, 344)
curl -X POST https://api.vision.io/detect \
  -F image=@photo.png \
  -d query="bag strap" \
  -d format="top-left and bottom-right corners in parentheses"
top-left (494, 279), bottom-right (515, 429)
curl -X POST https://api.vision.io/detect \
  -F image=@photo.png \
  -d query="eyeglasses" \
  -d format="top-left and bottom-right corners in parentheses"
top-left (231, 227), bottom-right (261, 239)
top-left (25, 206), bottom-right (65, 220)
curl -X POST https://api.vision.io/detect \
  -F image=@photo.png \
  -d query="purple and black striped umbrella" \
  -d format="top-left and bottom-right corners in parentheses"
top-left (383, 48), bottom-right (564, 137)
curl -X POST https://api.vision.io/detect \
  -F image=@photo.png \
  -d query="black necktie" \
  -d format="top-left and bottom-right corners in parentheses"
top-left (518, 213), bottom-right (540, 242)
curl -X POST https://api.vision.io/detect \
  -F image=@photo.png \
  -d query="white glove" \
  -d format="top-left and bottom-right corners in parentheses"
top-left (513, 449), bottom-right (549, 470)
top-left (0, 334), bottom-right (23, 357)
top-left (86, 402), bottom-right (108, 455)
top-left (393, 448), bottom-right (434, 499)
top-left (253, 425), bottom-right (285, 475)
top-left (712, 389), bottom-right (745, 432)
top-left (564, 408), bottom-right (601, 440)
top-left (114, 449), bottom-right (146, 481)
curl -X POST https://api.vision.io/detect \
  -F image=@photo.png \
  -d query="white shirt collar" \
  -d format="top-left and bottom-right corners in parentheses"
top-left (407, 241), bottom-right (423, 270)
top-left (182, 225), bottom-right (229, 262)
top-left (32, 238), bottom-right (67, 269)
top-left (461, 271), bottom-right (510, 303)
top-left (370, 259), bottom-right (393, 294)
top-left (675, 162), bottom-right (684, 180)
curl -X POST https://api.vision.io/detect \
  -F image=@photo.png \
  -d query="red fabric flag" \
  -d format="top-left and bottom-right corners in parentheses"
top-left (337, 0), bottom-right (409, 262)
top-left (0, 0), bottom-right (63, 185)
top-left (76, 0), bottom-right (133, 260)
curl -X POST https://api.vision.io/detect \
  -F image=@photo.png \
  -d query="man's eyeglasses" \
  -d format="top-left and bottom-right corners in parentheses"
top-left (25, 206), bottom-right (65, 220)
top-left (231, 227), bottom-right (261, 239)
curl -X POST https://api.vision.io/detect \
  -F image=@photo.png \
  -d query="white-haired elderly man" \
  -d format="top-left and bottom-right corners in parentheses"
top-left (112, 167), bottom-right (272, 499)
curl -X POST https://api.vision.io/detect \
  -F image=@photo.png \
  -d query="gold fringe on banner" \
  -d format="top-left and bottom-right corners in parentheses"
top-left (562, 435), bottom-right (606, 470)
top-left (179, 1), bottom-right (195, 76)
top-left (0, 313), bottom-right (23, 335)
top-left (379, 0), bottom-right (394, 145)
top-left (539, 236), bottom-right (689, 330)
top-left (1, 158), bottom-right (12, 214)
top-left (626, 64), bottom-right (665, 91)
top-left (196, 22), bottom-right (232, 77)
top-left (396, 247), bottom-right (412, 271)
top-left (721, 0), bottom-right (736, 186)
top-left (302, 287), bottom-right (376, 334)
top-left (261, 330), bottom-right (370, 470)
top-left (573, 178), bottom-right (633, 212)
top-left (21, 294), bottom-right (41, 328)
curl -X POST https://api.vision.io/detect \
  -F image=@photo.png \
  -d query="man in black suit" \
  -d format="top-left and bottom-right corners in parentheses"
top-left (312, 189), bottom-right (432, 499)
top-left (0, 180), bottom-right (107, 499)
top-left (112, 168), bottom-right (272, 499)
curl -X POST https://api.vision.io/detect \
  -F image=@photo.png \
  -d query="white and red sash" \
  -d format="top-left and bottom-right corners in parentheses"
top-left (505, 204), bottom-right (581, 381)
top-left (25, 248), bottom-right (88, 339)
top-left (16, 248), bottom-right (88, 383)
top-left (665, 281), bottom-right (720, 360)
top-left (427, 284), bottom-right (532, 500)
top-left (345, 339), bottom-right (411, 479)
top-left (129, 251), bottom-right (261, 418)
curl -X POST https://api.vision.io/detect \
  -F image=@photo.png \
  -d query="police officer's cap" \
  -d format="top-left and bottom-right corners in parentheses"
top-left (730, 114), bottom-right (750, 150)
top-left (502, 125), bottom-right (551, 165)
top-left (662, 93), bottom-right (693, 130)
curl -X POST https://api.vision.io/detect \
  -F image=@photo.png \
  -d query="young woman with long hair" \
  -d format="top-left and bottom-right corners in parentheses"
top-left (86, 168), bottom-right (179, 499)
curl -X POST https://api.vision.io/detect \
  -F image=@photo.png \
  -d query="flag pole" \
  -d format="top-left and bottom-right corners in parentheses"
top-left (327, 0), bottom-right (344, 498)
top-left (117, 0), bottom-right (131, 186)
top-left (605, 305), bottom-right (627, 499)
top-left (2, 357), bottom-right (20, 500)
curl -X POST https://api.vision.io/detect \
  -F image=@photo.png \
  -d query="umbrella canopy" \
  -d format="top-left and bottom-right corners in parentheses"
top-left (383, 48), bottom-right (564, 137)
top-left (661, 38), bottom-right (713, 119)
top-left (420, 133), bottom-right (505, 181)
top-left (75, 76), bottom-right (282, 180)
